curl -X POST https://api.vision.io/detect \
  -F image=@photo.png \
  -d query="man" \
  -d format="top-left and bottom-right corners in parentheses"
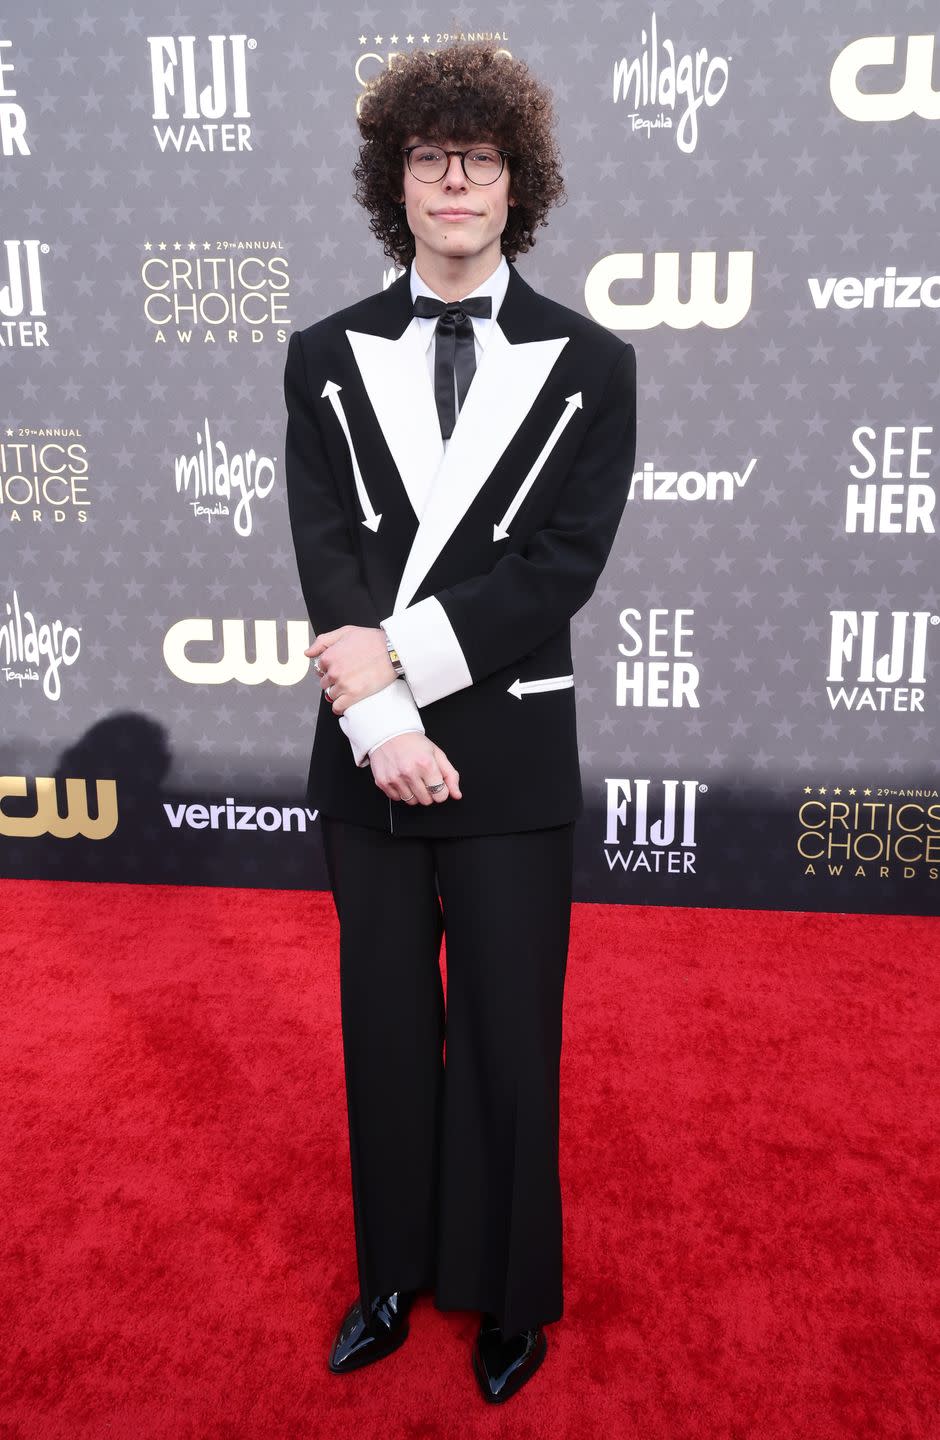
top-left (283, 41), bottom-right (636, 1404)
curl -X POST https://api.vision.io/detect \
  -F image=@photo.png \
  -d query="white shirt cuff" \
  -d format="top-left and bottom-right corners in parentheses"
top-left (337, 677), bottom-right (426, 767)
top-left (381, 596), bottom-right (473, 708)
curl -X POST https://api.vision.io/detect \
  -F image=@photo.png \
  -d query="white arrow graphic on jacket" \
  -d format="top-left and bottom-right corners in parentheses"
top-left (321, 380), bottom-right (382, 532)
top-left (508, 674), bottom-right (574, 699)
top-left (493, 391), bottom-right (583, 541)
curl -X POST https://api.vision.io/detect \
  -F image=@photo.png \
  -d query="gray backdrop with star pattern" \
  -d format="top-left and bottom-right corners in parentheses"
top-left (1, 1), bottom-right (937, 914)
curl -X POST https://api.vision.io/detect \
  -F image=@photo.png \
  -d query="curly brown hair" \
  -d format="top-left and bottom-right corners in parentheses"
top-left (353, 41), bottom-right (566, 266)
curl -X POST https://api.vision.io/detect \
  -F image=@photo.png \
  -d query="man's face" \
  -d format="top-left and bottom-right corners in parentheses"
top-left (399, 133), bottom-right (515, 264)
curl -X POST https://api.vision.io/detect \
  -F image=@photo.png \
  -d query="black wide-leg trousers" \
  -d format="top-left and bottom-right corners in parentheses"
top-left (319, 815), bottom-right (575, 1336)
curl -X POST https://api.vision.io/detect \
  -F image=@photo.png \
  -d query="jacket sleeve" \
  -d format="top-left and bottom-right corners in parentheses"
top-left (381, 342), bottom-right (637, 707)
top-left (283, 328), bottom-right (425, 765)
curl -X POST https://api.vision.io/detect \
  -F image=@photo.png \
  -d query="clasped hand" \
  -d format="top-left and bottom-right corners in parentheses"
top-left (305, 624), bottom-right (462, 805)
top-left (305, 625), bottom-right (394, 715)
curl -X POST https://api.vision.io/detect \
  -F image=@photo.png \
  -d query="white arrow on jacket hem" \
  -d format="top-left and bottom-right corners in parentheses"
top-left (493, 391), bottom-right (583, 541)
top-left (321, 380), bottom-right (382, 532)
top-left (508, 674), bottom-right (574, 699)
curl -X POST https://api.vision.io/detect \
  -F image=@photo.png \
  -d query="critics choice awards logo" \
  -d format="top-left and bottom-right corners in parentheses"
top-left (173, 420), bottom-right (276, 536)
top-left (611, 10), bottom-right (730, 153)
top-left (353, 30), bottom-right (511, 113)
top-left (0, 239), bottom-right (50, 348)
top-left (797, 785), bottom-right (939, 882)
top-left (0, 39), bottom-right (30, 155)
top-left (148, 34), bottom-right (256, 151)
top-left (0, 429), bottom-right (91, 525)
top-left (604, 778), bottom-right (705, 876)
top-left (140, 240), bottom-right (290, 345)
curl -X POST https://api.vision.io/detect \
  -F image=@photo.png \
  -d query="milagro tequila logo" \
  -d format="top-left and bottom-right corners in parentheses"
top-left (0, 239), bottom-right (49, 347)
top-left (148, 35), bottom-right (255, 151)
top-left (604, 778), bottom-right (704, 874)
top-left (0, 591), bottom-right (81, 700)
top-left (612, 11), bottom-right (730, 153)
top-left (174, 419), bottom-right (276, 535)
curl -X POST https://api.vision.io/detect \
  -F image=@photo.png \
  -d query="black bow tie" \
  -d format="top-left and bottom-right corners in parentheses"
top-left (413, 294), bottom-right (493, 440)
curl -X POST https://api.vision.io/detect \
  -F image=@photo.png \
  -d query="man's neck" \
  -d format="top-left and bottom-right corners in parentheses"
top-left (412, 242), bottom-right (504, 302)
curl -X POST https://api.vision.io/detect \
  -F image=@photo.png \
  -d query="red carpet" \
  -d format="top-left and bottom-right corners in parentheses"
top-left (0, 879), bottom-right (936, 1439)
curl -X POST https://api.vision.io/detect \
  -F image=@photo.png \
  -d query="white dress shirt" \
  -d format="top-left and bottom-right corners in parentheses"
top-left (410, 253), bottom-right (511, 451)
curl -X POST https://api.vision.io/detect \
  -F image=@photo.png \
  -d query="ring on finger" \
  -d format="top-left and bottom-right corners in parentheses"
top-left (326, 683), bottom-right (334, 699)
top-left (426, 780), bottom-right (446, 794)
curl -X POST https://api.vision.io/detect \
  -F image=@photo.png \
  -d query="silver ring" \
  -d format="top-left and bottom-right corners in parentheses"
top-left (313, 658), bottom-right (322, 675)
top-left (326, 684), bottom-right (334, 699)
top-left (402, 791), bottom-right (415, 801)
top-left (427, 781), bottom-right (446, 793)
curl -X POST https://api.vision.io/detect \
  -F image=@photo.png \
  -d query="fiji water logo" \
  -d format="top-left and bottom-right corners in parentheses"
top-left (604, 778), bottom-right (704, 875)
top-left (148, 34), bottom-right (256, 151)
top-left (826, 610), bottom-right (937, 713)
top-left (0, 239), bottom-right (46, 318)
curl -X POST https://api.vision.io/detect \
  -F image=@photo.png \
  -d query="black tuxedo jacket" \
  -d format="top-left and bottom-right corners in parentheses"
top-left (283, 257), bottom-right (636, 837)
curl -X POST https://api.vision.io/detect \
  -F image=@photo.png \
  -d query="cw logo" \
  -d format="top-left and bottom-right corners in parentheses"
top-left (830, 35), bottom-right (940, 122)
top-left (584, 251), bottom-right (753, 331)
top-left (163, 617), bottom-right (311, 685)
top-left (0, 776), bottom-right (118, 839)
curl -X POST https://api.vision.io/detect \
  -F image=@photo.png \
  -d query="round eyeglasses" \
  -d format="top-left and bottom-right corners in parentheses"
top-left (402, 144), bottom-right (511, 185)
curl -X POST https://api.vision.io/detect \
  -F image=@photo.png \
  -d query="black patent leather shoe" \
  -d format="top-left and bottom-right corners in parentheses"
top-left (328, 1289), bottom-right (414, 1373)
top-left (471, 1312), bottom-right (547, 1403)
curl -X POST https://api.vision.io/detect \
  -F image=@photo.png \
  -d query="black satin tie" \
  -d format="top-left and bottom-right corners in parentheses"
top-left (413, 294), bottom-right (493, 440)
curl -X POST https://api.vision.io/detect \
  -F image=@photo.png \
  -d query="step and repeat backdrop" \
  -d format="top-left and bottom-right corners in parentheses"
top-left (1, 3), bottom-right (937, 912)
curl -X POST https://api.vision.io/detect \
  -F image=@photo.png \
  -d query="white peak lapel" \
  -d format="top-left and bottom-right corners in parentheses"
top-left (345, 319), bottom-right (444, 521)
top-left (393, 322), bottom-right (568, 612)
